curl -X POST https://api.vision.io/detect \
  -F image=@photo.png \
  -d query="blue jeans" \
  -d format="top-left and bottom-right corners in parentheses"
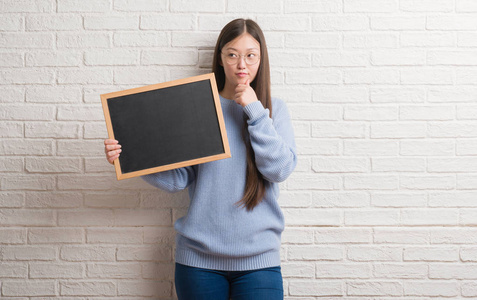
top-left (174, 263), bottom-right (284, 300)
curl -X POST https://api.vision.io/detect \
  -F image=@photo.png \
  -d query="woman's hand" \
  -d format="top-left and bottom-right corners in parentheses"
top-left (104, 139), bottom-right (121, 165)
top-left (233, 79), bottom-right (258, 107)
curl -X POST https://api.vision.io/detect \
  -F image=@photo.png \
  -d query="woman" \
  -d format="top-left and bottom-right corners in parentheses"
top-left (104, 18), bottom-right (297, 300)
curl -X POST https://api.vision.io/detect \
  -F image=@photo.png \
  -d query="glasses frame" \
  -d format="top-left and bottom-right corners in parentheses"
top-left (220, 51), bottom-right (261, 65)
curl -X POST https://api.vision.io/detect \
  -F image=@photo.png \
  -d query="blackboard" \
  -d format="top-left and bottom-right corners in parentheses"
top-left (101, 73), bottom-right (231, 180)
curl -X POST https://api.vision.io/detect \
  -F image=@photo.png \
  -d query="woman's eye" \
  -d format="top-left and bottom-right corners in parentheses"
top-left (228, 53), bottom-right (238, 58)
top-left (247, 53), bottom-right (257, 58)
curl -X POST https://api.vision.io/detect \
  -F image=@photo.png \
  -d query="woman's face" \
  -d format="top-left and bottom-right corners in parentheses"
top-left (220, 33), bottom-right (261, 87)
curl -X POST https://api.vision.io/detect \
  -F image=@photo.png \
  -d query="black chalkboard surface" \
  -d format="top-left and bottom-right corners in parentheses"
top-left (101, 73), bottom-right (231, 180)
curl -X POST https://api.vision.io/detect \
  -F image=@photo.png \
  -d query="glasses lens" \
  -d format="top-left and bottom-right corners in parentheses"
top-left (223, 52), bottom-right (259, 65)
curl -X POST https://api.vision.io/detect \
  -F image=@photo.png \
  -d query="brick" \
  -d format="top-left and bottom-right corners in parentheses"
top-left (289, 104), bottom-right (340, 120)
top-left (344, 69), bottom-right (400, 84)
top-left (283, 208), bottom-right (341, 226)
top-left (404, 281), bottom-right (458, 296)
top-left (115, 209), bottom-right (172, 226)
top-left (344, 140), bottom-right (398, 156)
top-left (429, 50), bottom-right (477, 66)
top-left (0, 87), bottom-right (24, 103)
top-left (57, 33), bottom-right (110, 48)
top-left (282, 262), bottom-right (315, 278)
top-left (374, 263), bottom-right (428, 279)
top-left (345, 210), bottom-right (399, 225)
top-left (0, 69), bottom-right (55, 84)
top-left (0, 209), bottom-right (55, 226)
top-left (1, 246), bottom-right (56, 260)
top-left (371, 158), bottom-right (426, 172)
top-left (227, 0), bottom-right (281, 13)
top-left (461, 247), bottom-right (477, 262)
top-left (400, 0), bottom-right (454, 12)
top-left (118, 280), bottom-right (172, 297)
top-left (0, 15), bottom-right (23, 31)
top-left (143, 227), bottom-right (175, 244)
top-left (400, 175), bottom-right (456, 190)
top-left (281, 228), bottom-right (314, 244)
top-left (429, 88), bottom-right (477, 103)
top-left (0, 228), bottom-right (26, 244)
top-left (85, 192), bottom-right (139, 208)
top-left (2, 280), bottom-right (56, 297)
top-left (114, 31), bottom-right (168, 47)
top-left (347, 281), bottom-right (402, 296)
top-left (348, 246), bottom-right (402, 261)
top-left (375, 228), bottom-right (429, 244)
top-left (0, 104), bottom-right (55, 121)
top-left (26, 87), bottom-right (81, 103)
top-left (114, 0), bottom-right (167, 11)
top-left (458, 105), bottom-right (477, 120)
top-left (401, 32), bottom-right (455, 47)
top-left (427, 15), bottom-right (477, 30)
top-left (313, 192), bottom-right (369, 208)
top-left (314, 51), bottom-right (368, 67)
top-left (458, 174), bottom-right (477, 189)
top-left (458, 32), bottom-right (477, 46)
top-left (313, 87), bottom-right (368, 103)
top-left (316, 263), bottom-right (371, 278)
top-left (400, 140), bottom-right (454, 156)
top-left (171, 0), bottom-right (223, 12)
top-left (29, 228), bottom-right (85, 244)
top-left (269, 51), bottom-right (311, 68)
top-left (314, 228), bottom-right (372, 244)
top-left (278, 191), bottom-right (312, 207)
top-left (372, 192), bottom-right (427, 207)
top-left (58, 0), bottom-right (109, 12)
top-left (61, 245), bottom-right (116, 261)
top-left (371, 16), bottom-right (425, 30)
top-left (114, 68), bottom-right (166, 85)
top-left (430, 191), bottom-right (477, 207)
top-left (57, 69), bottom-right (113, 84)
top-left (312, 122), bottom-right (366, 138)
top-left (142, 262), bottom-right (174, 279)
top-left (84, 158), bottom-right (116, 173)
top-left (257, 16), bottom-right (309, 31)
top-left (344, 33), bottom-right (398, 48)
top-left (372, 123), bottom-right (426, 138)
top-left (60, 281), bottom-right (116, 296)
top-left (286, 173), bottom-right (341, 190)
top-left (0, 262), bottom-right (28, 278)
top-left (285, 0), bottom-right (341, 13)
top-left (85, 49), bottom-right (139, 66)
top-left (1, 0), bottom-right (55, 13)
top-left (84, 16), bottom-right (138, 30)
top-left (0, 52), bottom-right (23, 67)
top-left (141, 14), bottom-right (195, 30)
top-left (288, 245), bottom-right (343, 261)
top-left (286, 69), bottom-right (341, 84)
top-left (285, 33), bottom-right (340, 48)
top-left (457, 68), bottom-right (477, 84)
top-left (116, 245), bottom-right (171, 261)
top-left (371, 50), bottom-right (426, 66)
top-left (142, 50), bottom-right (197, 66)
top-left (313, 15), bottom-right (368, 31)
top-left (87, 228), bottom-right (143, 244)
top-left (58, 210), bottom-right (114, 226)
top-left (0, 33), bottom-right (53, 48)
top-left (26, 15), bottom-right (82, 31)
top-left (25, 122), bottom-right (80, 139)
top-left (461, 209), bottom-right (477, 225)
top-left (345, 106), bottom-right (398, 121)
top-left (401, 208), bottom-right (459, 226)
top-left (171, 32), bottom-right (218, 48)
top-left (428, 122), bottom-right (477, 138)
top-left (312, 157), bottom-right (369, 173)
top-left (289, 280), bottom-right (343, 296)
top-left (1, 175), bottom-right (55, 191)
top-left (0, 122), bottom-right (23, 138)
top-left (84, 122), bottom-right (107, 139)
top-left (457, 0), bottom-right (477, 11)
top-left (0, 191), bottom-right (24, 207)
top-left (25, 192), bottom-right (82, 208)
top-left (87, 263), bottom-right (141, 278)
top-left (26, 157), bottom-right (81, 173)
top-left (30, 263), bottom-right (84, 279)
top-left (291, 122), bottom-right (311, 138)
top-left (456, 139), bottom-right (477, 155)
top-left (0, 157), bottom-right (23, 172)
top-left (57, 141), bottom-right (104, 157)
top-left (345, 175), bottom-right (398, 190)
top-left (431, 229), bottom-right (477, 244)
top-left (462, 281), bottom-right (477, 297)
top-left (404, 246), bottom-right (459, 262)
top-left (344, 0), bottom-right (397, 12)
top-left (428, 157), bottom-right (477, 172)
top-left (370, 87), bottom-right (425, 103)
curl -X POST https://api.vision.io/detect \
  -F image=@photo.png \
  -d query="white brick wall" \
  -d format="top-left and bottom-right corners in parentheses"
top-left (0, 0), bottom-right (476, 299)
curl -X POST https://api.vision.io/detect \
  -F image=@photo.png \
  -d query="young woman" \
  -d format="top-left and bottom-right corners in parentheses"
top-left (104, 18), bottom-right (297, 300)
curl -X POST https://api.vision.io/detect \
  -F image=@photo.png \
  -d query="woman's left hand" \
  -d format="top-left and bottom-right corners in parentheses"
top-left (233, 79), bottom-right (258, 107)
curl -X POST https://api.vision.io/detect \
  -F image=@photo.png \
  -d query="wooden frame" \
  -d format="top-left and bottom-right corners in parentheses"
top-left (101, 73), bottom-right (231, 180)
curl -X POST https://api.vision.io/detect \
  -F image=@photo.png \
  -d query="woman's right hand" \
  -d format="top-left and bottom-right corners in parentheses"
top-left (104, 139), bottom-right (121, 165)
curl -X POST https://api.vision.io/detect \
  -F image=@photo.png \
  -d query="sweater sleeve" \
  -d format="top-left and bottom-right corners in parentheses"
top-left (243, 98), bottom-right (297, 183)
top-left (141, 166), bottom-right (196, 193)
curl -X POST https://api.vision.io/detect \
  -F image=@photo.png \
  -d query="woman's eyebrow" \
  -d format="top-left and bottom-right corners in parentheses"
top-left (225, 47), bottom-right (259, 51)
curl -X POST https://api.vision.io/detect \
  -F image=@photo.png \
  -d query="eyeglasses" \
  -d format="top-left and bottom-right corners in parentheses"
top-left (221, 51), bottom-right (260, 65)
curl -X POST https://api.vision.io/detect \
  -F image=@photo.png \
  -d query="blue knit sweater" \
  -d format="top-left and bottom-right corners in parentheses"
top-left (141, 95), bottom-right (297, 271)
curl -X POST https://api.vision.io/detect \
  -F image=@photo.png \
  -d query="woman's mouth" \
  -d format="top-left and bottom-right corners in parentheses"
top-left (236, 72), bottom-right (248, 78)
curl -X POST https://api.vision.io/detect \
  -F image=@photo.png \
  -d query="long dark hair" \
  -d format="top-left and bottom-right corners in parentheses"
top-left (212, 18), bottom-right (272, 211)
